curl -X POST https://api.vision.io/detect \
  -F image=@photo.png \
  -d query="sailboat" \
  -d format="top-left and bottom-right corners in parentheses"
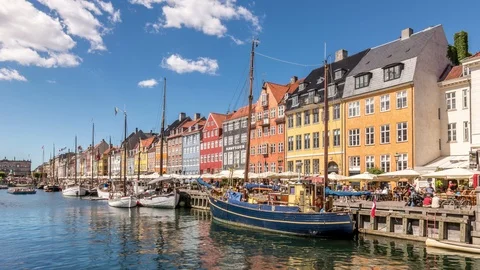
top-left (208, 41), bottom-right (354, 238)
top-left (45, 144), bottom-right (61, 192)
top-left (108, 108), bottom-right (137, 208)
top-left (138, 78), bottom-right (180, 209)
top-left (63, 136), bottom-right (87, 196)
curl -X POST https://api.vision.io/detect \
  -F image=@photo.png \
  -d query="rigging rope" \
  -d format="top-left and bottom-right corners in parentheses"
top-left (256, 52), bottom-right (322, 67)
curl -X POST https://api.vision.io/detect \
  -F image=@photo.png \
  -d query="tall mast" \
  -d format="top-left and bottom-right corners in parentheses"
top-left (75, 136), bottom-right (78, 185)
top-left (66, 149), bottom-right (69, 179)
top-left (91, 122), bottom-right (94, 189)
top-left (137, 138), bottom-right (141, 185)
top-left (123, 112), bottom-right (127, 196)
top-left (41, 147), bottom-right (44, 184)
top-left (323, 59), bottom-right (329, 209)
top-left (53, 144), bottom-right (55, 184)
top-left (109, 136), bottom-right (112, 179)
top-left (160, 77), bottom-right (166, 176)
top-left (244, 39), bottom-right (258, 183)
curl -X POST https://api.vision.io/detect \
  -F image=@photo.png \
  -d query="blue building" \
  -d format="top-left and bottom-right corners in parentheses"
top-left (182, 114), bottom-right (205, 175)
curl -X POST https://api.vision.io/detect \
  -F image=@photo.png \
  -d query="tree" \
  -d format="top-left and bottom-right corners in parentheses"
top-left (447, 45), bottom-right (459, 65)
top-left (33, 172), bottom-right (41, 180)
top-left (454, 31), bottom-right (471, 61)
top-left (367, 167), bottom-right (384, 175)
top-left (0, 171), bottom-right (5, 179)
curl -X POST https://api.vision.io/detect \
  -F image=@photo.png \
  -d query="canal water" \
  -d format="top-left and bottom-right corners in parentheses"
top-left (1, 190), bottom-right (479, 270)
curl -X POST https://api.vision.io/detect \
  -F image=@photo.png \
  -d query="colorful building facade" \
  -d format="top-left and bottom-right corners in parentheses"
top-left (200, 113), bottom-right (227, 174)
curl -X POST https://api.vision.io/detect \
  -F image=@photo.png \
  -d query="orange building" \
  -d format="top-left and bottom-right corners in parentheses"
top-left (249, 77), bottom-right (301, 173)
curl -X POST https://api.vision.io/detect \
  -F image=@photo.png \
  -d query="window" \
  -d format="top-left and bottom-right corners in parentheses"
top-left (313, 132), bottom-right (319, 148)
top-left (397, 153), bottom-right (408, 171)
top-left (327, 84), bottom-right (337, 98)
top-left (446, 92), bottom-right (456, 110)
top-left (228, 136), bottom-right (233, 145)
top-left (333, 104), bottom-right (340, 120)
top-left (366, 156), bottom-right (375, 170)
top-left (333, 129), bottom-right (340, 147)
top-left (349, 156), bottom-right (360, 170)
top-left (296, 113), bottom-right (302, 127)
top-left (241, 120), bottom-right (247, 128)
top-left (227, 152), bottom-right (233, 165)
top-left (304, 133), bottom-right (311, 149)
top-left (250, 130), bottom-right (255, 139)
top-left (270, 126), bottom-right (276, 135)
top-left (304, 160), bottom-right (311, 175)
top-left (234, 151), bottom-right (240, 165)
top-left (287, 161), bottom-right (293, 172)
top-left (270, 108), bottom-right (276, 118)
top-left (250, 146), bottom-right (255, 155)
top-left (257, 145), bottom-right (261, 154)
top-left (396, 91), bottom-right (407, 109)
top-left (278, 105), bottom-right (285, 117)
top-left (257, 128), bottom-right (262, 138)
top-left (228, 122), bottom-right (234, 130)
top-left (313, 159), bottom-right (319, 174)
top-left (257, 162), bottom-right (262, 173)
top-left (263, 126), bottom-right (269, 137)
top-left (334, 69), bottom-right (344, 80)
top-left (464, 121), bottom-right (469, 142)
top-left (271, 162), bottom-right (276, 173)
top-left (397, 122), bottom-right (408, 142)
top-left (313, 109), bottom-right (319, 123)
top-left (380, 95), bottom-right (390, 112)
top-left (365, 98), bottom-right (374, 115)
top-left (287, 137), bottom-right (294, 151)
top-left (241, 133), bottom-right (247, 143)
top-left (241, 150), bottom-right (246, 164)
top-left (380, 124), bottom-right (390, 144)
top-left (384, 64), bottom-right (403, 81)
top-left (348, 101), bottom-right (360, 117)
top-left (304, 110), bottom-right (310, 125)
top-left (256, 112), bottom-right (262, 121)
top-left (270, 143), bottom-right (276, 154)
top-left (261, 93), bottom-right (268, 106)
top-left (355, 73), bottom-right (370, 89)
top-left (278, 124), bottom-right (284, 134)
top-left (278, 142), bottom-right (284, 152)
top-left (234, 121), bottom-right (240, 130)
top-left (234, 135), bottom-right (239, 144)
top-left (380, 154), bottom-right (391, 172)
top-left (263, 110), bottom-right (269, 121)
top-left (287, 115), bottom-right (294, 128)
top-left (292, 96), bottom-right (299, 107)
top-left (299, 83), bottom-right (306, 91)
top-left (348, 129), bottom-right (360, 146)
top-left (296, 135), bottom-right (302, 150)
top-left (365, 127), bottom-right (374, 145)
top-left (463, 89), bottom-right (468, 109)
top-left (447, 123), bottom-right (457, 142)
top-left (463, 66), bottom-right (471, 76)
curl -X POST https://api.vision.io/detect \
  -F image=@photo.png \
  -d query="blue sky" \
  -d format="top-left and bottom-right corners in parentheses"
top-left (2, 0), bottom-right (480, 168)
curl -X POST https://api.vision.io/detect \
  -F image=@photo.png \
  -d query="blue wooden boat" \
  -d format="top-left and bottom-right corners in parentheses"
top-left (209, 192), bottom-right (354, 238)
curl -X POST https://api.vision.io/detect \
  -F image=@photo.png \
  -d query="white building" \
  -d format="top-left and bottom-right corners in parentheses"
top-left (463, 52), bottom-right (480, 169)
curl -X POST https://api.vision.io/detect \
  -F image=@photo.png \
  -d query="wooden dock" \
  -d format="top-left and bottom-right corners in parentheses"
top-left (178, 189), bottom-right (210, 210)
top-left (335, 200), bottom-right (475, 243)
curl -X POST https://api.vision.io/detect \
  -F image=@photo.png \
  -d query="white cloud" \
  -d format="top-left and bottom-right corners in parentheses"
top-left (138, 78), bottom-right (158, 88)
top-left (0, 68), bottom-right (27, 81)
top-left (132, 0), bottom-right (260, 39)
top-left (46, 80), bottom-right (57, 84)
top-left (161, 54), bottom-right (218, 75)
top-left (227, 35), bottom-right (244, 45)
top-left (0, 0), bottom-right (120, 68)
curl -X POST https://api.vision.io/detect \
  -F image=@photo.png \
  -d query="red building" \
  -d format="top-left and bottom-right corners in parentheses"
top-left (200, 112), bottom-right (228, 174)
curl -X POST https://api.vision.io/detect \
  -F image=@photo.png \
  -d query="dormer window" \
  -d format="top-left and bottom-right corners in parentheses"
top-left (334, 69), bottom-right (345, 80)
top-left (463, 66), bottom-right (470, 76)
top-left (383, 63), bottom-right (404, 82)
top-left (299, 83), bottom-right (306, 91)
top-left (292, 96), bottom-right (299, 107)
top-left (354, 72), bottom-right (371, 89)
top-left (316, 77), bottom-right (324, 85)
top-left (327, 84), bottom-right (337, 98)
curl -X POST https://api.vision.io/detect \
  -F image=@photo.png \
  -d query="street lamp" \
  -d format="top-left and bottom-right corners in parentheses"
top-left (296, 161), bottom-right (303, 181)
top-left (394, 152), bottom-right (400, 171)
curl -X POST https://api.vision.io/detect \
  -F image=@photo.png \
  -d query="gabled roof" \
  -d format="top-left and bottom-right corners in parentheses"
top-left (441, 65), bottom-right (463, 81)
top-left (264, 78), bottom-right (304, 104)
top-left (141, 137), bottom-right (155, 148)
top-left (183, 118), bottom-right (206, 135)
top-left (210, 112), bottom-right (228, 128)
top-left (226, 105), bottom-right (253, 120)
top-left (103, 147), bottom-right (118, 155)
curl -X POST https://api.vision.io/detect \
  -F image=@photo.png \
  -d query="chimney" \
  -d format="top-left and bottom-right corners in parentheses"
top-left (290, 76), bottom-right (298, 84)
top-left (335, 49), bottom-right (348, 62)
top-left (194, 113), bottom-right (201, 120)
top-left (179, 112), bottom-right (186, 121)
top-left (401, 28), bottom-right (413, 40)
top-left (135, 127), bottom-right (138, 133)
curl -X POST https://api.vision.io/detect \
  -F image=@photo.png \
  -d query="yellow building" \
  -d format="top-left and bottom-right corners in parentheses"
top-left (285, 49), bottom-right (369, 176)
top-left (134, 137), bottom-right (154, 174)
top-left (342, 25), bottom-right (450, 181)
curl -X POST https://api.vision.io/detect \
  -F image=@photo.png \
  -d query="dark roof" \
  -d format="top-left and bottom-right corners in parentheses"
top-left (286, 49), bottom-right (370, 110)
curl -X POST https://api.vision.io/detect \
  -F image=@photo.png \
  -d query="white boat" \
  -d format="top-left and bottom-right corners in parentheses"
top-left (425, 238), bottom-right (480, 254)
top-left (62, 185), bottom-right (87, 197)
top-left (108, 196), bottom-right (138, 208)
top-left (138, 191), bottom-right (180, 209)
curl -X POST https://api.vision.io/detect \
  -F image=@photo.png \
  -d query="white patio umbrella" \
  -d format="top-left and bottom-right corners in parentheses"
top-left (328, 172), bottom-right (348, 181)
top-left (422, 168), bottom-right (475, 179)
top-left (347, 172), bottom-right (377, 181)
top-left (379, 169), bottom-right (421, 178)
top-left (247, 172), bottom-right (260, 179)
top-left (279, 171), bottom-right (301, 179)
top-left (259, 171), bottom-right (279, 179)
top-left (200, 173), bottom-right (214, 179)
top-left (232, 170), bottom-right (245, 178)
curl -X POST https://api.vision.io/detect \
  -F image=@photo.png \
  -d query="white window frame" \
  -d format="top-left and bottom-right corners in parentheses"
top-left (348, 129), bottom-right (360, 146)
top-left (380, 95), bottom-right (390, 112)
top-left (278, 124), bottom-right (284, 134)
top-left (349, 156), bottom-right (360, 170)
top-left (333, 129), bottom-right (340, 147)
top-left (365, 98), bottom-right (374, 115)
top-left (380, 154), bottom-right (391, 172)
top-left (462, 89), bottom-right (468, 109)
top-left (397, 122), bottom-right (408, 142)
top-left (292, 96), bottom-right (299, 107)
top-left (365, 126), bottom-right (374, 145)
top-left (366, 155), bottom-right (375, 170)
top-left (397, 153), bottom-right (408, 171)
top-left (447, 123), bottom-right (457, 142)
top-left (278, 142), bottom-right (284, 153)
top-left (348, 101), bottom-right (360, 118)
top-left (446, 92), bottom-right (456, 110)
top-left (278, 105), bottom-right (285, 117)
top-left (380, 124), bottom-right (390, 144)
top-left (464, 121), bottom-right (469, 142)
top-left (396, 90), bottom-right (407, 109)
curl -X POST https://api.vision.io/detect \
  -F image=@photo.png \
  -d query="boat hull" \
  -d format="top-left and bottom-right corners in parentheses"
top-left (209, 197), bottom-right (354, 238)
top-left (62, 186), bottom-right (87, 197)
top-left (97, 188), bottom-right (123, 200)
top-left (7, 188), bottom-right (36, 195)
top-left (426, 238), bottom-right (480, 254)
top-left (138, 192), bottom-right (180, 209)
top-left (108, 196), bottom-right (137, 208)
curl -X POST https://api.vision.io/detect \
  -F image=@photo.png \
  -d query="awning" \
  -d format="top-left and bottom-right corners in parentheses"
top-left (416, 155), bottom-right (470, 174)
top-left (148, 176), bottom-right (175, 185)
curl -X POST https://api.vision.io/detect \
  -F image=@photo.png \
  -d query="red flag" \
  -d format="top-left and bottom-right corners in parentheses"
top-left (370, 199), bottom-right (376, 218)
